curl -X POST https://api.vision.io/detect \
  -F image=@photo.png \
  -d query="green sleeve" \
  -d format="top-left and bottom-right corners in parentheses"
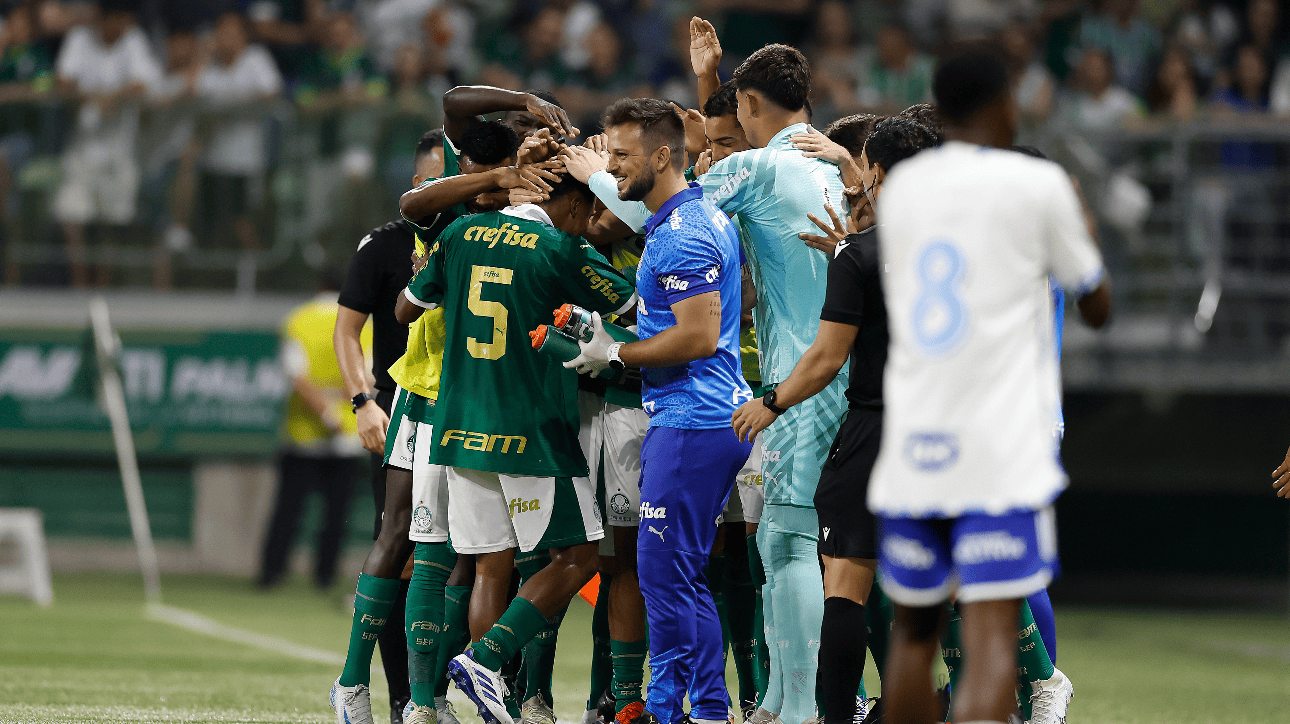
top-left (407, 217), bottom-right (466, 305)
top-left (561, 238), bottom-right (637, 316)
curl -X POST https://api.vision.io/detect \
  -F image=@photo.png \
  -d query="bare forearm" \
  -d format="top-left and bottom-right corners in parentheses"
top-left (620, 325), bottom-right (717, 368)
top-left (696, 71), bottom-right (720, 108)
top-left (294, 376), bottom-right (335, 419)
top-left (400, 168), bottom-right (503, 223)
top-left (333, 310), bottom-right (372, 399)
top-left (771, 344), bottom-right (848, 408)
top-left (443, 85), bottom-right (530, 140)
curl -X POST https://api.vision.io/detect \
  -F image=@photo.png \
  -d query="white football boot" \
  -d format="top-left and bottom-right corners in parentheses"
top-left (448, 649), bottom-right (515, 724)
top-left (330, 677), bottom-right (374, 724)
top-left (1026, 667), bottom-right (1074, 724)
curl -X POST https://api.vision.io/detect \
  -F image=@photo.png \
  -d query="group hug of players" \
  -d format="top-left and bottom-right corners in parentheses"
top-left (328, 15), bottom-right (1112, 724)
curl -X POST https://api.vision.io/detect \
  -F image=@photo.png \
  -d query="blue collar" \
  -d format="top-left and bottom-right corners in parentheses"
top-left (643, 183), bottom-right (703, 235)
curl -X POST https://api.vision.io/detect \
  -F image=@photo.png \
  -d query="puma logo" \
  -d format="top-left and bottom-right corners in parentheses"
top-left (648, 526), bottom-right (668, 541)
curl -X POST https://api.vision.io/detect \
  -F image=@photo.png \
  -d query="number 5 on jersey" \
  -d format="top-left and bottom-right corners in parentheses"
top-left (468, 265), bottom-right (514, 360)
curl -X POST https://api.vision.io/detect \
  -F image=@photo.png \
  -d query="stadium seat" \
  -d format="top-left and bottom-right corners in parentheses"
top-left (0, 508), bottom-right (54, 606)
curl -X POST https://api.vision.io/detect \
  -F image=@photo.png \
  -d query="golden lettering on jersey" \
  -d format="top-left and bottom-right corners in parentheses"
top-left (463, 222), bottom-right (539, 249)
top-left (581, 265), bottom-right (622, 304)
top-left (440, 429), bottom-right (528, 454)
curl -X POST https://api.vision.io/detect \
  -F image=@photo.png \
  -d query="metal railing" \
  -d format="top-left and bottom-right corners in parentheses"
top-left (0, 95), bottom-right (441, 295)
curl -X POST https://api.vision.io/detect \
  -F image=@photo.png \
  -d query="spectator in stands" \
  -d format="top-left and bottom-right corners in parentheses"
top-left (419, 2), bottom-right (478, 83)
top-left (144, 24), bottom-right (202, 289)
top-left (479, 5), bottom-right (571, 91)
top-left (852, 23), bottom-right (935, 113)
top-left (377, 41), bottom-right (441, 198)
top-left (1003, 17), bottom-right (1056, 126)
top-left (1145, 44), bottom-right (1201, 120)
top-left (562, 21), bottom-right (646, 132)
top-left (548, 0), bottom-right (602, 72)
top-left (1236, 0), bottom-right (1286, 68)
top-left (1079, 0), bottom-right (1162, 94)
top-left (247, 0), bottom-right (325, 84)
top-left (1213, 44), bottom-right (1271, 116)
top-left (195, 12), bottom-right (283, 286)
top-left (0, 4), bottom-right (54, 284)
top-left (1058, 46), bottom-right (1143, 130)
top-left (704, 0), bottom-right (813, 63)
top-left (53, 0), bottom-right (161, 288)
top-left (1170, 0), bottom-right (1240, 83)
top-left (295, 11), bottom-right (386, 109)
top-left (806, 0), bottom-right (864, 119)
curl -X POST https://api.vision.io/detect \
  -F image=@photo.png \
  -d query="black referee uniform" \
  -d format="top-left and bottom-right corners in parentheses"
top-left (814, 226), bottom-right (888, 560)
top-left (337, 218), bottom-right (417, 713)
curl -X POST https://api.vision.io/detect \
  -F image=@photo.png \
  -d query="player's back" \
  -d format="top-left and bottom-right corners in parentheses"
top-left (871, 141), bottom-right (1103, 517)
top-left (412, 205), bottom-right (634, 478)
top-left (700, 123), bottom-right (849, 383)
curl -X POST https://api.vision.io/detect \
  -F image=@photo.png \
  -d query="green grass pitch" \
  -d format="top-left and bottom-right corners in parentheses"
top-left (2, 573), bottom-right (1289, 723)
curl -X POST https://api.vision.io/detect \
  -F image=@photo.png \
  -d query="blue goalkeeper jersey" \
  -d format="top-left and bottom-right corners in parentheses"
top-left (695, 123), bottom-right (848, 384)
top-left (636, 184), bottom-right (751, 429)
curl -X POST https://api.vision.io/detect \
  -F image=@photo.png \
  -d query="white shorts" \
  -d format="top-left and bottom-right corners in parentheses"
top-left (446, 467), bottom-right (604, 554)
top-left (386, 408), bottom-right (416, 471)
top-left (721, 433), bottom-right (765, 524)
top-left (410, 422), bottom-right (449, 543)
top-left (600, 402), bottom-right (648, 527)
top-left (54, 146), bottom-right (139, 225)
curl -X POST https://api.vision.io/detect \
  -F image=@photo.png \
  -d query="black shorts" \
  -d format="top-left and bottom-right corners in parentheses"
top-left (370, 388), bottom-right (396, 539)
top-left (814, 409), bottom-right (881, 560)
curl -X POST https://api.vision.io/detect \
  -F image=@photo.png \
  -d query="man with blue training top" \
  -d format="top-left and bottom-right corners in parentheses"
top-left (565, 98), bottom-right (753, 724)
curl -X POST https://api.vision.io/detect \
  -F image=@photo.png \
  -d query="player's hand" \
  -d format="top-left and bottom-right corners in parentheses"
top-left (1273, 444), bottom-right (1290, 497)
top-left (800, 203), bottom-right (854, 255)
top-left (525, 95), bottom-right (579, 139)
top-left (499, 161), bottom-right (561, 193)
top-left (559, 145), bottom-right (608, 183)
top-left (790, 127), bottom-right (852, 167)
top-left (689, 16), bottom-right (722, 78)
top-left (694, 148), bottom-right (714, 177)
top-left (517, 128), bottom-right (562, 165)
top-left (671, 103), bottom-right (708, 159)
top-left (356, 399), bottom-right (390, 454)
top-left (563, 311), bottom-right (615, 375)
top-left (584, 133), bottom-right (608, 155)
top-left (732, 398), bottom-right (776, 443)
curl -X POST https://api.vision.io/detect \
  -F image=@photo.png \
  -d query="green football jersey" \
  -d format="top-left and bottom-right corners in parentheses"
top-left (407, 205), bottom-right (637, 477)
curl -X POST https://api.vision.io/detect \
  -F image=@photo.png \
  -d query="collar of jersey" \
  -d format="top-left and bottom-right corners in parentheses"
top-left (501, 204), bottom-right (553, 226)
top-left (643, 183), bottom-right (702, 235)
top-left (769, 122), bottom-right (811, 149)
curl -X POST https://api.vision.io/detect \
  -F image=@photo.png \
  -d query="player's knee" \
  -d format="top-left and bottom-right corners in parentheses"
top-left (894, 604), bottom-right (943, 643)
top-left (551, 542), bottom-right (600, 583)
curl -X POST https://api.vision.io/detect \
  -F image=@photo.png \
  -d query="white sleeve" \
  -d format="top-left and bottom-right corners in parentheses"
top-left (588, 170), bottom-right (649, 233)
top-left (248, 45), bottom-right (283, 96)
top-left (55, 27), bottom-right (86, 81)
top-left (125, 29), bottom-right (163, 91)
top-left (1043, 166), bottom-right (1104, 294)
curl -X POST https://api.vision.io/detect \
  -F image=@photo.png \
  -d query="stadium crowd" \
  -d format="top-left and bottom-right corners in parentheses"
top-left (0, 0), bottom-right (1284, 290)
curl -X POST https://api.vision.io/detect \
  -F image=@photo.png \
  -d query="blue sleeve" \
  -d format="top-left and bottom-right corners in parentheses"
top-left (652, 228), bottom-right (724, 306)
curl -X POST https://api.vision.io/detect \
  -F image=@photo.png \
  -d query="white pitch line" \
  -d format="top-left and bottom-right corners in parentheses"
top-left (1204, 638), bottom-right (1290, 663)
top-left (146, 603), bottom-right (346, 666)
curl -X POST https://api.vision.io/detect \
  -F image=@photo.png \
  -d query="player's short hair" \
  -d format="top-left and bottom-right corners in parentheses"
top-left (545, 172), bottom-right (595, 204)
top-left (932, 46), bottom-right (1010, 124)
top-left (863, 116), bottom-right (941, 173)
top-left (732, 44), bottom-right (811, 112)
top-left (459, 121), bottom-right (519, 166)
top-left (526, 88), bottom-right (564, 108)
top-left (415, 129), bottom-right (445, 163)
top-left (601, 98), bottom-right (687, 170)
top-left (703, 80), bottom-right (740, 119)
top-left (824, 114), bottom-right (883, 157)
top-left (898, 103), bottom-right (944, 136)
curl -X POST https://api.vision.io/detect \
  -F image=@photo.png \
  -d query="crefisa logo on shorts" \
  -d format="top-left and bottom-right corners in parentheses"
top-left (903, 431), bottom-right (959, 472)
top-left (610, 493), bottom-right (631, 516)
top-left (640, 502), bottom-right (667, 520)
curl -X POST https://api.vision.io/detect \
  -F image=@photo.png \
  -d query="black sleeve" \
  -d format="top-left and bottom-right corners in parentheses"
top-left (819, 234), bottom-right (868, 327)
top-left (338, 232), bottom-right (382, 314)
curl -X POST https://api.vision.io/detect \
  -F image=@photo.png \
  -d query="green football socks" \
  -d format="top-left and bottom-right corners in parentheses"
top-left (1016, 601), bottom-right (1055, 720)
top-left (339, 573), bottom-right (403, 687)
top-left (940, 601), bottom-right (964, 692)
top-left (436, 584), bottom-right (473, 698)
top-left (516, 549), bottom-right (569, 706)
top-left (610, 638), bottom-right (649, 711)
top-left (405, 542), bottom-right (456, 705)
top-left (471, 596), bottom-right (551, 672)
top-left (588, 574), bottom-right (613, 710)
